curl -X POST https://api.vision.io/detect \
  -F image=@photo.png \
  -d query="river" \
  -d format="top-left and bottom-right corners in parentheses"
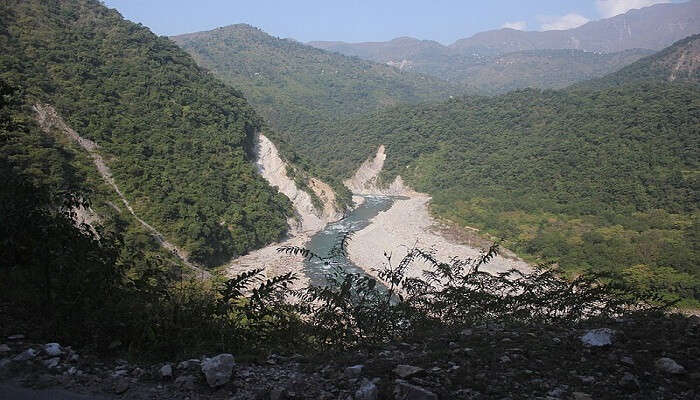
top-left (304, 195), bottom-right (396, 285)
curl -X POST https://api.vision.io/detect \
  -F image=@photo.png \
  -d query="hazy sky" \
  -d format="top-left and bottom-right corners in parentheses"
top-left (103, 0), bottom-right (685, 44)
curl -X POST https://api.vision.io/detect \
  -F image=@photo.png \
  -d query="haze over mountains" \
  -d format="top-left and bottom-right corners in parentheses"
top-left (310, 1), bottom-right (700, 92)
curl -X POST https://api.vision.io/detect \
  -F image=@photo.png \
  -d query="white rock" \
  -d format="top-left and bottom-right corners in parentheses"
top-left (43, 357), bottom-right (60, 369)
top-left (345, 364), bottom-right (364, 377)
top-left (655, 357), bottom-right (686, 374)
top-left (159, 363), bottom-right (173, 379)
top-left (43, 343), bottom-right (62, 357)
top-left (580, 328), bottom-right (614, 347)
top-left (355, 378), bottom-right (378, 400)
top-left (13, 348), bottom-right (37, 361)
top-left (177, 359), bottom-right (200, 370)
top-left (201, 354), bottom-right (235, 388)
top-left (394, 380), bottom-right (438, 400)
top-left (394, 364), bottom-right (424, 378)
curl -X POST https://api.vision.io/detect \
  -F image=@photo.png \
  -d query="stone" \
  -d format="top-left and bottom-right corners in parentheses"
top-left (159, 363), bottom-right (173, 379)
top-left (655, 357), bottom-right (686, 375)
top-left (43, 343), bottom-right (62, 357)
top-left (7, 334), bottom-right (25, 340)
top-left (460, 329), bottom-right (473, 337)
top-left (547, 386), bottom-right (567, 398)
top-left (177, 359), bottom-right (201, 370)
top-left (394, 380), bottom-right (438, 400)
top-left (269, 387), bottom-right (287, 400)
top-left (394, 364), bottom-right (424, 378)
top-left (43, 357), bottom-right (60, 369)
top-left (201, 353), bottom-right (235, 388)
top-left (580, 328), bottom-right (614, 347)
top-left (355, 378), bottom-right (378, 400)
top-left (0, 344), bottom-right (10, 353)
top-left (13, 348), bottom-right (37, 361)
top-left (620, 356), bottom-right (635, 366)
top-left (572, 393), bottom-right (592, 400)
top-left (175, 374), bottom-right (196, 391)
top-left (113, 378), bottom-right (129, 394)
top-left (0, 358), bottom-right (11, 370)
top-left (345, 364), bottom-right (364, 378)
top-left (499, 355), bottom-right (511, 363)
top-left (619, 372), bottom-right (640, 391)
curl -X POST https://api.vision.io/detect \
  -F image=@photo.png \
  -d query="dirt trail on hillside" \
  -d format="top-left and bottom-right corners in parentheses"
top-left (33, 104), bottom-right (208, 278)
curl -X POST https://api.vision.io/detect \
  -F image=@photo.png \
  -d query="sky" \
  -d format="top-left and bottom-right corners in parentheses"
top-left (103, 0), bottom-right (686, 44)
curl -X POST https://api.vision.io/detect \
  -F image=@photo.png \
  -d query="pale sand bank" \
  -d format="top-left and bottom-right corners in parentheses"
top-left (347, 194), bottom-right (530, 281)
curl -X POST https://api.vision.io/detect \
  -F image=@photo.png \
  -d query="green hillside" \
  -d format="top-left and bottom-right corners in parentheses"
top-left (0, 0), bottom-right (292, 267)
top-left (171, 24), bottom-right (462, 190)
top-left (579, 34), bottom-right (700, 89)
top-left (306, 77), bottom-right (699, 305)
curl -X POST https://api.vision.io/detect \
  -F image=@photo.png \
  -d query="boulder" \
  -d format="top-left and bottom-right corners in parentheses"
top-left (201, 353), bottom-right (235, 388)
top-left (655, 357), bottom-right (686, 375)
top-left (159, 363), bottom-right (173, 379)
top-left (13, 348), bottom-right (37, 361)
top-left (394, 364), bottom-right (424, 378)
top-left (619, 372), bottom-right (640, 391)
top-left (355, 378), bottom-right (378, 400)
top-left (43, 357), bottom-right (60, 369)
top-left (113, 378), bottom-right (129, 394)
top-left (175, 374), bottom-right (196, 391)
top-left (580, 328), bottom-right (614, 347)
top-left (345, 364), bottom-right (364, 378)
top-left (394, 380), bottom-right (438, 400)
top-left (43, 343), bottom-right (62, 357)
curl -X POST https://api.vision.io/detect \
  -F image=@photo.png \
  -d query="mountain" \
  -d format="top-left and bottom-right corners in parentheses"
top-left (292, 41), bottom-right (700, 305)
top-left (0, 0), bottom-right (293, 267)
top-left (579, 34), bottom-right (700, 89)
top-left (450, 1), bottom-right (700, 54)
top-left (451, 48), bottom-right (654, 93)
top-left (310, 1), bottom-right (699, 92)
top-left (171, 25), bottom-right (463, 177)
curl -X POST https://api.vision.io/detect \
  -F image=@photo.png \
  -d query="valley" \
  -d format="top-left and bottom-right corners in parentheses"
top-left (1, 1), bottom-right (699, 398)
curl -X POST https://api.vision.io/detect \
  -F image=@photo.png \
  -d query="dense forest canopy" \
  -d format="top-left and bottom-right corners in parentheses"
top-left (287, 65), bottom-right (699, 304)
top-left (172, 24), bottom-right (464, 200)
top-left (0, 0), bottom-right (292, 266)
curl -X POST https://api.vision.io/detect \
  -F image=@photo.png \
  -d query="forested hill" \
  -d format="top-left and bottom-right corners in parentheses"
top-left (171, 24), bottom-right (463, 174)
top-left (310, 1), bottom-right (698, 92)
top-left (578, 34), bottom-right (700, 90)
top-left (300, 42), bottom-right (699, 305)
top-left (0, 0), bottom-right (292, 267)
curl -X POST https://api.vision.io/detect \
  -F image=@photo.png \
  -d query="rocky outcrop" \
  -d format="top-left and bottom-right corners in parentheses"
top-left (253, 133), bottom-right (342, 235)
top-left (344, 145), bottom-right (413, 195)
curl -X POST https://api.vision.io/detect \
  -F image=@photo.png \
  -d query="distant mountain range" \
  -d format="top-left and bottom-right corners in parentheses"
top-left (579, 34), bottom-right (700, 89)
top-left (310, 1), bottom-right (700, 92)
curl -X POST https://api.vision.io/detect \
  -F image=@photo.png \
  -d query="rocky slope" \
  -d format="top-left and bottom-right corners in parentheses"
top-left (253, 133), bottom-right (342, 235)
top-left (227, 133), bottom-right (344, 287)
top-left (343, 146), bottom-right (413, 196)
top-left (1, 314), bottom-right (697, 399)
